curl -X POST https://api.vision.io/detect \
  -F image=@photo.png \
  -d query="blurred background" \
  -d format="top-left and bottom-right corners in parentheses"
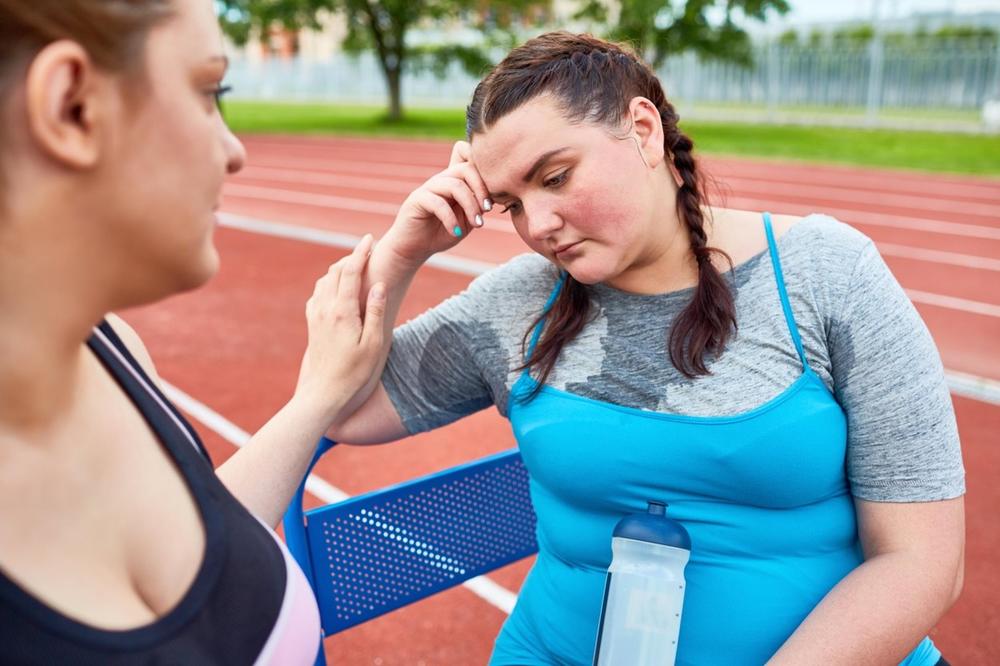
top-left (214, 0), bottom-right (1000, 136)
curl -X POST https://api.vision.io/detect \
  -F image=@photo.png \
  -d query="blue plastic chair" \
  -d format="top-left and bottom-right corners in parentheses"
top-left (281, 438), bottom-right (539, 666)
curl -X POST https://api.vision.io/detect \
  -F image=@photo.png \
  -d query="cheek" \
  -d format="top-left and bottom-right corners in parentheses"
top-left (563, 178), bottom-right (641, 240)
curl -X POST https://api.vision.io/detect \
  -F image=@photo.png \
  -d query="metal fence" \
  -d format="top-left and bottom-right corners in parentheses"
top-left (227, 40), bottom-right (1000, 130)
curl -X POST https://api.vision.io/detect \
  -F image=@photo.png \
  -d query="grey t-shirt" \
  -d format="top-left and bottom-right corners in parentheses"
top-left (383, 215), bottom-right (965, 502)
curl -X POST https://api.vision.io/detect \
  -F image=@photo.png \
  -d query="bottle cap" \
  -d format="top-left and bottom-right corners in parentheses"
top-left (612, 501), bottom-right (691, 550)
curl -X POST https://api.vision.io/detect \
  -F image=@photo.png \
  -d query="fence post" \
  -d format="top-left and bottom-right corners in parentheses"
top-left (767, 41), bottom-right (779, 122)
top-left (866, 35), bottom-right (884, 126)
top-left (985, 38), bottom-right (1000, 132)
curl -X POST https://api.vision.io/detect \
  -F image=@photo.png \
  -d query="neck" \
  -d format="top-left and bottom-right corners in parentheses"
top-left (607, 190), bottom-right (704, 295)
top-left (0, 215), bottom-right (111, 430)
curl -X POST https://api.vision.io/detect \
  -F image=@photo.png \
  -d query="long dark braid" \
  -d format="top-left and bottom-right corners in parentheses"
top-left (655, 97), bottom-right (736, 376)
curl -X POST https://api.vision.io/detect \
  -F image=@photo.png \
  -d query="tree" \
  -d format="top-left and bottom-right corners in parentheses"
top-left (777, 28), bottom-right (798, 48)
top-left (575, 0), bottom-right (790, 67)
top-left (218, 0), bottom-right (545, 120)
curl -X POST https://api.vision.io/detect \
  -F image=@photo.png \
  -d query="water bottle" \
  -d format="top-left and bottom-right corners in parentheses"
top-left (593, 501), bottom-right (692, 666)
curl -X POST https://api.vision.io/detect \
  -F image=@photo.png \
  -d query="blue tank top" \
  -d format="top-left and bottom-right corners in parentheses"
top-left (492, 214), bottom-right (939, 665)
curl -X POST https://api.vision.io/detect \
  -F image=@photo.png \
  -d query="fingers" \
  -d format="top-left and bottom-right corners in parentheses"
top-left (307, 234), bottom-right (373, 337)
top-left (307, 257), bottom-right (344, 318)
top-left (437, 175), bottom-right (483, 230)
top-left (360, 282), bottom-right (387, 349)
top-left (448, 141), bottom-right (492, 215)
top-left (336, 233), bottom-right (374, 303)
top-left (452, 162), bottom-right (492, 218)
top-left (449, 140), bottom-right (471, 168)
top-left (420, 168), bottom-right (491, 238)
top-left (415, 189), bottom-right (463, 238)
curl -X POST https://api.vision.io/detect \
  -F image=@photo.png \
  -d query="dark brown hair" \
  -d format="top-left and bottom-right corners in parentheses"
top-left (0, 0), bottom-right (174, 150)
top-left (466, 31), bottom-right (736, 394)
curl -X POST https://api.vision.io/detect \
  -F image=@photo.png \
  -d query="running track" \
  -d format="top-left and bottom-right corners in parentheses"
top-left (124, 135), bottom-right (1000, 665)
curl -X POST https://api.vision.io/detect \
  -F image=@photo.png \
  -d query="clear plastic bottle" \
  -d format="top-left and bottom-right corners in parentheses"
top-left (593, 501), bottom-right (692, 666)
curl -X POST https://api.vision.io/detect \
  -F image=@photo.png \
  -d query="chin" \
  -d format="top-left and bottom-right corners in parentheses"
top-left (562, 259), bottom-right (614, 285)
top-left (173, 245), bottom-right (220, 293)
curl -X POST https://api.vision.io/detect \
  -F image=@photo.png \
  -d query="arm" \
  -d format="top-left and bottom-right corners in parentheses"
top-left (214, 236), bottom-right (387, 526)
top-left (767, 497), bottom-right (964, 665)
top-left (326, 141), bottom-right (493, 444)
top-left (770, 225), bottom-right (966, 663)
top-left (113, 237), bottom-right (389, 528)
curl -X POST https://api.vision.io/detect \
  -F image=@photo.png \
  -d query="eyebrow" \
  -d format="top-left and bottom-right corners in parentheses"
top-left (489, 147), bottom-right (571, 200)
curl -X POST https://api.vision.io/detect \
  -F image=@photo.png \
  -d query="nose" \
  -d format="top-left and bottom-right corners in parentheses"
top-left (524, 202), bottom-right (563, 242)
top-left (221, 122), bottom-right (247, 175)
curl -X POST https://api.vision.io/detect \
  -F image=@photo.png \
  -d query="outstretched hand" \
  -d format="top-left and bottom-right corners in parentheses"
top-left (295, 234), bottom-right (388, 424)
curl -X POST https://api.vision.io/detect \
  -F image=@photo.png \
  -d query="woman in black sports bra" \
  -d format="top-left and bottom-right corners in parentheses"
top-left (0, 1), bottom-right (388, 663)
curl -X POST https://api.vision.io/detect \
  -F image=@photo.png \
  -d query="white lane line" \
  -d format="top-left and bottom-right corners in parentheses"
top-left (236, 166), bottom-right (421, 194)
top-left (218, 213), bottom-right (498, 277)
top-left (709, 171), bottom-right (1000, 208)
top-left (719, 194), bottom-right (1000, 241)
top-left (905, 289), bottom-right (1000, 318)
top-left (945, 371), bottom-right (1000, 406)
top-left (463, 576), bottom-right (518, 615)
top-left (719, 178), bottom-right (1000, 218)
top-left (225, 184), bottom-right (399, 216)
top-left (878, 243), bottom-right (1000, 272)
top-left (247, 157), bottom-right (435, 179)
top-left (160, 380), bottom-right (518, 615)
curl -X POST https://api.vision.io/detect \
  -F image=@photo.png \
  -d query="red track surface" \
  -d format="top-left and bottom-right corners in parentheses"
top-left (124, 135), bottom-right (1000, 665)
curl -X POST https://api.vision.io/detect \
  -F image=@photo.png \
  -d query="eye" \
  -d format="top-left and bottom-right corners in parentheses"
top-left (209, 84), bottom-right (232, 111)
top-left (499, 201), bottom-right (522, 215)
top-left (543, 170), bottom-right (569, 188)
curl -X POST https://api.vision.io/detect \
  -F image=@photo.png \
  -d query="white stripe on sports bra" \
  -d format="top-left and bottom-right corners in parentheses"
top-left (92, 327), bottom-right (203, 456)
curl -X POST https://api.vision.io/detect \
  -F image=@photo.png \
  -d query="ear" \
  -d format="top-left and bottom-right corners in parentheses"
top-left (24, 40), bottom-right (112, 170)
top-left (626, 96), bottom-right (666, 170)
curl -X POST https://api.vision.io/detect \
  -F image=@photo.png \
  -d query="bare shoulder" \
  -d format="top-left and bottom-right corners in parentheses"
top-left (706, 208), bottom-right (805, 265)
top-left (105, 314), bottom-right (161, 384)
top-left (767, 212), bottom-right (801, 239)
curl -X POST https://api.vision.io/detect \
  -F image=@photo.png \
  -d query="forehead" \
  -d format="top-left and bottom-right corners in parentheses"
top-left (148, 0), bottom-right (225, 60)
top-left (470, 96), bottom-right (601, 184)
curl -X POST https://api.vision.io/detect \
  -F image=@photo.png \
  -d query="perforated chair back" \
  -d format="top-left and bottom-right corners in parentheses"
top-left (282, 439), bottom-right (538, 663)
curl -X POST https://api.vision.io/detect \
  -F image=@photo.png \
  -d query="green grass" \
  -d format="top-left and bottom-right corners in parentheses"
top-left (685, 123), bottom-right (1000, 176)
top-left (684, 101), bottom-right (983, 124)
top-left (224, 101), bottom-right (468, 139)
top-left (223, 100), bottom-right (1000, 176)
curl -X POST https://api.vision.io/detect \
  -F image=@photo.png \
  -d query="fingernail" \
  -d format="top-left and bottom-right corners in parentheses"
top-left (371, 282), bottom-right (386, 300)
top-left (475, 214), bottom-right (484, 227)
top-left (483, 198), bottom-right (492, 211)
top-left (453, 226), bottom-right (463, 237)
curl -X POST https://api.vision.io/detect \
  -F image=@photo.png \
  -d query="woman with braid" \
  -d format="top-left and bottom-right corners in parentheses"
top-left (331, 32), bottom-right (964, 665)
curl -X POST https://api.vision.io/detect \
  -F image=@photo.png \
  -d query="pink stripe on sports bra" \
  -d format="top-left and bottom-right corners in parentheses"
top-left (253, 520), bottom-right (322, 666)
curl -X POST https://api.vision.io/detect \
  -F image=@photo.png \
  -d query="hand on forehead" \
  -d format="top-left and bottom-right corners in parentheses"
top-left (469, 97), bottom-right (575, 193)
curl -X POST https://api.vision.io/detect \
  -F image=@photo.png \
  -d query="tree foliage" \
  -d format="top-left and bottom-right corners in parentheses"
top-left (217, 0), bottom-right (545, 119)
top-left (218, 0), bottom-right (334, 46)
top-left (575, 0), bottom-right (790, 67)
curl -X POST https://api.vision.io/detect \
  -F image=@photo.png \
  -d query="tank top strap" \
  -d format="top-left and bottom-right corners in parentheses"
top-left (763, 212), bottom-right (808, 370)
top-left (88, 321), bottom-right (211, 461)
top-left (522, 271), bottom-right (568, 365)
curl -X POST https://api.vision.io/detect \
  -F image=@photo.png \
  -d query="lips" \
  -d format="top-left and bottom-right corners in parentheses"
top-left (553, 240), bottom-right (582, 256)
